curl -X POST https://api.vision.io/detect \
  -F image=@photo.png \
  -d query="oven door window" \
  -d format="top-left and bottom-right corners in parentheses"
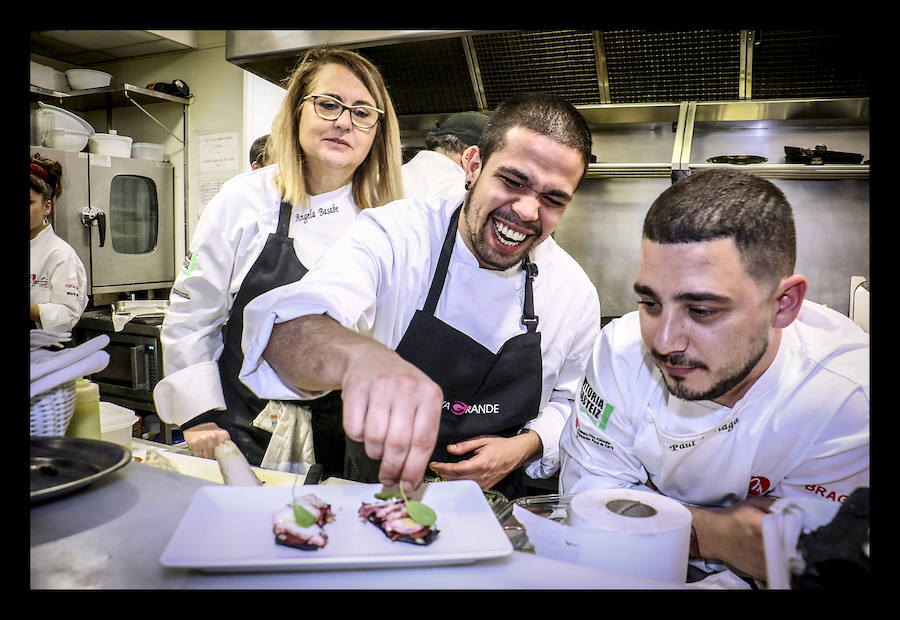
top-left (109, 175), bottom-right (159, 254)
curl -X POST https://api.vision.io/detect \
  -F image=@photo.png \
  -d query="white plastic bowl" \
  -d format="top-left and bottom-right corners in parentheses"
top-left (31, 61), bottom-right (70, 91)
top-left (131, 142), bottom-right (165, 160)
top-left (89, 133), bottom-right (133, 158)
top-left (45, 128), bottom-right (90, 152)
top-left (66, 69), bottom-right (113, 90)
top-left (100, 401), bottom-right (138, 447)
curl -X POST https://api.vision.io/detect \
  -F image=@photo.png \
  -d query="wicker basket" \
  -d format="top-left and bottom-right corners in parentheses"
top-left (30, 380), bottom-right (77, 437)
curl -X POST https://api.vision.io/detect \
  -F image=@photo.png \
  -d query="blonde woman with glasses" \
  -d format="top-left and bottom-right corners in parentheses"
top-left (154, 47), bottom-right (403, 472)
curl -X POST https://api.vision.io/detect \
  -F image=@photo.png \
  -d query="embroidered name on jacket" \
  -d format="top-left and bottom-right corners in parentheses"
top-left (665, 417), bottom-right (740, 452)
top-left (295, 202), bottom-right (340, 224)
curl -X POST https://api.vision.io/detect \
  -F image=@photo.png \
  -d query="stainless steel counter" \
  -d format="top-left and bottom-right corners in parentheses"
top-left (30, 459), bottom-right (683, 590)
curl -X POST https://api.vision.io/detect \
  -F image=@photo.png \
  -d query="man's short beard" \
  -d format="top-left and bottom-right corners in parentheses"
top-left (656, 331), bottom-right (769, 402)
top-left (461, 180), bottom-right (535, 271)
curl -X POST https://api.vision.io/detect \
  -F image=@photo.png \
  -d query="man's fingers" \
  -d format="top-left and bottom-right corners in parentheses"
top-left (376, 403), bottom-right (415, 485)
top-left (362, 385), bottom-right (393, 461)
top-left (340, 349), bottom-right (442, 487)
top-left (341, 382), bottom-right (368, 442)
top-left (396, 392), bottom-right (441, 488)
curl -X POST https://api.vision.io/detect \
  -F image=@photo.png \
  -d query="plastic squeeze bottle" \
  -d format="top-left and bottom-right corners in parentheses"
top-left (66, 378), bottom-right (102, 440)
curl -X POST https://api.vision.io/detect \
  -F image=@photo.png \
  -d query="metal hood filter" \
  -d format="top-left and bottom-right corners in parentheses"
top-left (226, 29), bottom-right (869, 116)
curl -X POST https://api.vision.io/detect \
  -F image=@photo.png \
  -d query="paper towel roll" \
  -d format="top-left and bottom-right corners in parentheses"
top-left (567, 488), bottom-right (692, 583)
top-left (513, 488), bottom-right (692, 584)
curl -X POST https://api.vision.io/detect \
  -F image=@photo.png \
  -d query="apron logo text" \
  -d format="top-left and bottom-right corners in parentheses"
top-left (443, 401), bottom-right (501, 416)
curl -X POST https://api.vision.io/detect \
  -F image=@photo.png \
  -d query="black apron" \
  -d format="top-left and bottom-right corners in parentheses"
top-left (345, 205), bottom-right (543, 499)
top-left (217, 201), bottom-right (344, 471)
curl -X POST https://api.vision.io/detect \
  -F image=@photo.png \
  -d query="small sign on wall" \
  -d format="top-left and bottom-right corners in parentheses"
top-left (198, 131), bottom-right (240, 173)
top-left (197, 180), bottom-right (227, 216)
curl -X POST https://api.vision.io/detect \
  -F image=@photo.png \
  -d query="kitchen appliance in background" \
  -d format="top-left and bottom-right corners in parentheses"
top-left (849, 276), bottom-right (869, 333)
top-left (74, 308), bottom-right (176, 444)
top-left (31, 146), bottom-right (175, 296)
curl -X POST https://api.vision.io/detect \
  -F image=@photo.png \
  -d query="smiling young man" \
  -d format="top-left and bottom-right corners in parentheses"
top-left (239, 93), bottom-right (601, 498)
top-left (558, 168), bottom-right (869, 585)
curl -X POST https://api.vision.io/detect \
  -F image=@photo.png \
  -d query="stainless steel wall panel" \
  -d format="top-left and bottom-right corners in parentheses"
top-left (687, 123), bottom-right (870, 166)
top-left (781, 179), bottom-right (870, 315)
top-left (551, 176), bottom-right (868, 319)
top-left (551, 178), bottom-right (670, 318)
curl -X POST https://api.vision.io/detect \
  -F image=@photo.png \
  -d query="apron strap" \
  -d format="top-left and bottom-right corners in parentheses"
top-left (423, 203), bottom-right (540, 333)
top-left (422, 204), bottom-right (462, 315)
top-left (521, 256), bottom-right (539, 333)
top-left (275, 200), bottom-right (293, 237)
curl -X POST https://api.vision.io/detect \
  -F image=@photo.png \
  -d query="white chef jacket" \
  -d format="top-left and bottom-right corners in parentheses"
top-left (240, 194), bottom-right (601, 478)
top-left (30, 224), bottom-right (87, 333)
top-left (559, 300), bottom-right (870, 508)
top-left (153, 165), bottom-right (361, 428)
top-left (401, 150), bottom-right (466, 199)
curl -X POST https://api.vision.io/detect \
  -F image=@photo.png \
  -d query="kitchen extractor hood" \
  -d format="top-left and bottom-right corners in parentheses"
top-left (226, 29), bottom-right (869, 117)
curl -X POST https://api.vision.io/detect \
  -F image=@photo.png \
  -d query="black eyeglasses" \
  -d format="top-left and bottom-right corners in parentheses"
top-left (302, 94), bottom-right (383, 130)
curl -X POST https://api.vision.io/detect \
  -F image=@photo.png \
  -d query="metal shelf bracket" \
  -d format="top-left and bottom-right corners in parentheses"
top-left (124, 91), bottom-right (185, 145)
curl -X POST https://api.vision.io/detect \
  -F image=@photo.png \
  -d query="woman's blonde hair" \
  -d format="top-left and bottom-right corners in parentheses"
top-left (268, 47), bottom-right (404, 210)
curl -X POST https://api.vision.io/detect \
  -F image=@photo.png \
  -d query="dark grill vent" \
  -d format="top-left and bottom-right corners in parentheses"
top-left (471, 30), bottom-right (601, 107)
top-left (354, 38), bottom-right (478, 115)
top-left (603, 30), bottom-right (741, 103)
top-left (751, 30), bottom-right (870, 99)
top-left (281, 29), bottom-right (870, 115)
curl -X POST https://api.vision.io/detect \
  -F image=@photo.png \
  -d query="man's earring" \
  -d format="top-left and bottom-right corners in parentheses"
top-left (464, 181), bottom-right (471, 190)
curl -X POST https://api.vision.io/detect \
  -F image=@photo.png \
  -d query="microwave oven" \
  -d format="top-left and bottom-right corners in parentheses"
top-left (76, 316), bottom-right (163, 409)
top-left (31, 146), bottom-right (175, 296)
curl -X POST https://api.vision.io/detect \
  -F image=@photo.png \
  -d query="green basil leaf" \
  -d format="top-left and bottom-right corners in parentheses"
top-left (375, 491), bottom-right (401, 500)
top-left (293, 502), bottom-right (318, 528)
top-left (405, 500), bottom-right (437, 527)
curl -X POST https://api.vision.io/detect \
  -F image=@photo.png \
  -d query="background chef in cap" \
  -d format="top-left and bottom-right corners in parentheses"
top-left (402, 111), bottom-right (490, 199)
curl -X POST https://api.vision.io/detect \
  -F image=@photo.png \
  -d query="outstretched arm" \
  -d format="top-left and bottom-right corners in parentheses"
top-left (263, 313), bottom-right (442, 489)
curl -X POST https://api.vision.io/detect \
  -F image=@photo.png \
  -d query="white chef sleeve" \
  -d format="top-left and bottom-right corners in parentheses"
top-left (37, 250), bottom-right (87, 333)
top-left (522, 287), bottom-right (601, 480)
top-left (153, 194), bottom-right (240, 426)
top-left (559, 316), bottom-right (655, 495)
top-left (240, 212), bottom-right (391, 399)
top-left (775, 386), bottom-right (870, 503)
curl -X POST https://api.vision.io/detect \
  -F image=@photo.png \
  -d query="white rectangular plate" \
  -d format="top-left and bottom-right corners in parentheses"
top-left (160, 480), bottom-right (512, 572)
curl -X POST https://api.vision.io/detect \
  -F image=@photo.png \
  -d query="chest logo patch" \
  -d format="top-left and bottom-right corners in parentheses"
top-left (579, 380), bottom-right (614, 430)
top-left (748, 475), bottom-right (771, 496)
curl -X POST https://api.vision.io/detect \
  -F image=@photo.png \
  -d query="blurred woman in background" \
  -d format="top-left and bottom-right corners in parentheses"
top-left (30, 153), bottom-right (87, 333)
